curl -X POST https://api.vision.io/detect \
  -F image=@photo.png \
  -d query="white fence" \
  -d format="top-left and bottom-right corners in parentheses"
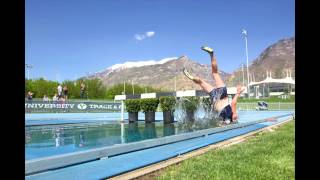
top-left (237, 102), bottom-right (295, 110)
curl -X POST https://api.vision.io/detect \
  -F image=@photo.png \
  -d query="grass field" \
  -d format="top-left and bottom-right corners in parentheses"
top-left (152, 120), bottom-right (295, 180)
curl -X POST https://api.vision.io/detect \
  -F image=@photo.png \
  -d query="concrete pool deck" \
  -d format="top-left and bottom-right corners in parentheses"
top-left (25, 112), bottom-right (294, 180)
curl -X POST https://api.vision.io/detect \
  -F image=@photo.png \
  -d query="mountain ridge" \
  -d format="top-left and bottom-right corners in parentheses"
top-left (87, 36), bottom-right (295, 90)
top-left (226, 37), bottom-right (295, 86)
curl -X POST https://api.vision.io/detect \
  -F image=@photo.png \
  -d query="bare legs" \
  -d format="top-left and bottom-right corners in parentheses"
top-left (209, 53), bottom-right (225, 88)
top-left (192, 77), bottom-right (214, 93)
top-left (192, 48), bottom-right (225, 92)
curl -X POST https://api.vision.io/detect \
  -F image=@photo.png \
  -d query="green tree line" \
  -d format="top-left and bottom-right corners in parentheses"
top-left (25, 78), bottom-right (163, 100)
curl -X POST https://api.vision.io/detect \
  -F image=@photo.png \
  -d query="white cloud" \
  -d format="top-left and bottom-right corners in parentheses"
top-left (146, 31), bottom-right (155, 37)
top-left (134, 34), bottom-right (146, 41)
top-left (134, 31), bottom-right (155, 41)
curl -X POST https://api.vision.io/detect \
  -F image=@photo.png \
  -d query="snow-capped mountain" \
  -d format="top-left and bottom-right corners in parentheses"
top-left (87, 56), bottom-right (230, 91)
top-left (95, 57), bottom-right (178, 77)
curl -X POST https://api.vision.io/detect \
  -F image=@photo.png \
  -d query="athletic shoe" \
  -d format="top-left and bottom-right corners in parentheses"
top-left (183, 68), bottom-right (194, 80)
top-left (201, 46), bottom-right (214, 54)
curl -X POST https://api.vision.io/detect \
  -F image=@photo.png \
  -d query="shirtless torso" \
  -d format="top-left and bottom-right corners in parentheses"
top-left (213, 97), bottom-right (229, 113)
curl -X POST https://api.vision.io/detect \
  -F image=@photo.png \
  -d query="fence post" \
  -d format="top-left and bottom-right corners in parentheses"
top-left (121, 122), bottom-right (125, 143)
top-left (278, 102), bottom-right (280, 110)
top-left (121, 100), bottom-right (124, 121)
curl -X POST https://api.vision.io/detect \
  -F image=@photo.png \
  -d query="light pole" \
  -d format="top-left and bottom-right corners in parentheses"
top-left (242, 29), bottom-right (250, 99)
top-left (86, 72), bottom-right (90, 99)
top-left (174, 76), bottom-right (177, 91)
top-left (131, 80), bottom-right (134, 95)
top-left (241, 63), bottom-right (245, 86)
top-left (25, 64), bottom-right (33, 80)
top-left (124, 81), bottom-right (126, 94)
top-left (174, 58), bottom-right (177, 91)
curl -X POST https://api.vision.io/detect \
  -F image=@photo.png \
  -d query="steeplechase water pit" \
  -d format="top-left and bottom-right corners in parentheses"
top-left (25, 110), bottom-right (294, 180)
top-left (25, 90), bottom-right (294, 179)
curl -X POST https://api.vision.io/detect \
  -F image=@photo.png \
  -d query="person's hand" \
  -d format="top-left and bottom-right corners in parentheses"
top-left (237, 85), bottom-right (245, 94)
top-left (232, 113), bottom-right (238, 121)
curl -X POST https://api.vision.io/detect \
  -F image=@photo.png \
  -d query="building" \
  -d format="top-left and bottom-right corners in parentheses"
top-left (248, 70), bottom-right (295, 99)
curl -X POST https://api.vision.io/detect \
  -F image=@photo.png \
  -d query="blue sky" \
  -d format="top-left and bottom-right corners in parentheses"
top-left (25, 0), bottom-right (295, 82)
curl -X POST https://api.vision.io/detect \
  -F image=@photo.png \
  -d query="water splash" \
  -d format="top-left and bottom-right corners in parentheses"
top-left (174, 97), bottom-right (220, 130)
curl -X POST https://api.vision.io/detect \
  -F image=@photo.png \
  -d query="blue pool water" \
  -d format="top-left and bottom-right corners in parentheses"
top-left (25, 110), bottom-right (294, 160)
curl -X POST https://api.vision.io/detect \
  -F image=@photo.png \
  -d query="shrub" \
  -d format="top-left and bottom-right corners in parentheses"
top-left (159, 96), bottom-right (176, 112)
top-left (140, 98), bottom-right (160, 112)
top-left (202, 97), bottom-right (212, 111)
top-left (181, 97), bottom-right (200, 111)
top-left (125, 99), bottom-right (141, 113)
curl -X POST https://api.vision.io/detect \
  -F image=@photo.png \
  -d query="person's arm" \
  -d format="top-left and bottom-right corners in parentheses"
top-left (231, 93), bottom-right (240, 112)
top-left (231, 86), bottom-right (245, 121)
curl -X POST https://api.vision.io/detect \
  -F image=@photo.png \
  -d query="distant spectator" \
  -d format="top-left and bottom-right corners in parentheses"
top-left (27, 91), bottom-right (33, 101)
top-left (52, 93), bottom-right (58, 102)
top-left (57, 95), bottom-right (66, 112)
top-left (43, 95), bottom-right (50, 102)
top-left (80, 82), bottom-right (86, 99)
top-left (58, 96), bottom-right (65, 102)
top-left (57, 84), bottom-right (63, 98)
top-left (63, 85), bottom-right (68, 100)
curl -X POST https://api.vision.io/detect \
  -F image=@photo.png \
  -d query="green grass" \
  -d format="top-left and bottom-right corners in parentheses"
top-left (156, 121), bottom-right (295, 180)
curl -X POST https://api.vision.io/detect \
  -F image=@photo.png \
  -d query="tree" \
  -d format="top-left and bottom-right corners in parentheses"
top-left (84, 78), bottom-right (106, 99)
top-left (25, 78), bottom-right (58, 98)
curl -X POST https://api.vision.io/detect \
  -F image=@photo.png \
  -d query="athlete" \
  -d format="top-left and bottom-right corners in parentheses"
top-left (183, 46), bottom-right (245, 124)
